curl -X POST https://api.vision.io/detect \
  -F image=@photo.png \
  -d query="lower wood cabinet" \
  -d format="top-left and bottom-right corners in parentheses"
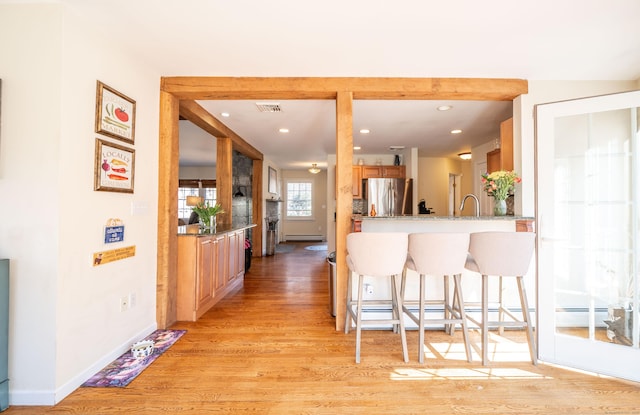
top-left (177, 228), bottom-right (248, 321)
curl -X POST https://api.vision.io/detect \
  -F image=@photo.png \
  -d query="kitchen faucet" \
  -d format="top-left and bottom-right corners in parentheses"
top-left (460, 194), bottom-right (480, 217)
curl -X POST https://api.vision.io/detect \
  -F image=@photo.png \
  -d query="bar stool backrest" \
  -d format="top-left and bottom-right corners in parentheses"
top-left (468, 231), bottom-right (535, 276)
top-left (346, 232), bottom-right (408, 277)
top-left (407, 232), bottom-right (470, 276)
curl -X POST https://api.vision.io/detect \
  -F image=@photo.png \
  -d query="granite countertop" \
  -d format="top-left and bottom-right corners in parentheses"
top-left (178, 223), bottom-right (257, 236)
top-left (359, 215), bottom-right (534, 221)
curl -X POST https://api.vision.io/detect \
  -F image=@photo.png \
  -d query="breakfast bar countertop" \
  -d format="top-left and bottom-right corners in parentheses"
top-left (359, 214), bottom-right (534, 221)
top-left (177, 223), bottom-right (256, 237)
top-left (358, 215), bottom-right (535, 233)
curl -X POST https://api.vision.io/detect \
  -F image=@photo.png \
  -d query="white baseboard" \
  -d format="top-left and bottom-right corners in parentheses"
top-left (10, 322), bottom-right (157, 406)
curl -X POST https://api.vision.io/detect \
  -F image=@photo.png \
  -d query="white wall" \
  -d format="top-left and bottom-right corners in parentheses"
top-left (0, 3), bottom-right (160, 404)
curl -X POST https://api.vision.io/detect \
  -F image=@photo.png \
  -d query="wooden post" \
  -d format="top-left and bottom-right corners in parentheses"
top-left (335, 91), bottom-right (353, 331)
top-left (216, 137), bottom-right (233, 227)
top-left (156, 91), bottom-right (180, 329)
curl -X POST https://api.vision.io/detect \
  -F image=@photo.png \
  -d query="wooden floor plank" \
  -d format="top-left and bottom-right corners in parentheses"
top-left (6, 242), bottom-right (640, 414)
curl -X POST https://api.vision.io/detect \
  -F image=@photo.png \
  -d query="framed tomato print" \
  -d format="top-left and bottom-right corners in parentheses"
top-left (94, 138), bottom-right (135, 193)
top-left (95, 80), bottom-right (136, 144)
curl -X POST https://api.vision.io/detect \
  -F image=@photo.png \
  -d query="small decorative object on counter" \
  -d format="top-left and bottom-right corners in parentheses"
top-left (370, 204), bottom-right (377, 217)
top-left (481, 170), bottom-right (521, 216)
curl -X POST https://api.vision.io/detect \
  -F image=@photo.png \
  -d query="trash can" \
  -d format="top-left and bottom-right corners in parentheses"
top-left (266, 230), bottom-right (276, 256)
top-left (327, 251), bottom-right (337, 317)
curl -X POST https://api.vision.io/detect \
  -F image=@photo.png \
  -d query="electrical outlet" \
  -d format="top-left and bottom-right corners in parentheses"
top-left (129, 292), bottom-right (137, 308)
top-left (364, 283), bottom-right (374, 295)
top-left (120, 296), bottom-right (129, 312)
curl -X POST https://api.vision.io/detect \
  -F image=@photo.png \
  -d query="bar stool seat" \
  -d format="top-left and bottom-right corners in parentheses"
top-left (402, 232), bottom-right (472, 364)
top-left (345, 232), bottom-right (409, 364)
top-left (465, 231), bottom-right (536, 365)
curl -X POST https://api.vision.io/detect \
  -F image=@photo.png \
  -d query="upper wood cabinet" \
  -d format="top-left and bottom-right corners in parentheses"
top-left (361, 165), bottom-right (406, 179)
top-left (487, 117), bottom-right (514, 173)
top-left (352, 166), bottom-right (363, 199)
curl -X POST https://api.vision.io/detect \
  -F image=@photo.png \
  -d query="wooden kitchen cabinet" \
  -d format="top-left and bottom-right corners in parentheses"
top-left (352, 166), bottom-right (363, 199)
top-left (487, 117), bottom-right (514, 173)
top-left (361, 165), bottom-right (406, 179)
top-left (177, 227), bottom-right (249, 322)
top-left (382, 165), bottom-right (405, 178)
top-left (361, 165), bottom-right (382, 178)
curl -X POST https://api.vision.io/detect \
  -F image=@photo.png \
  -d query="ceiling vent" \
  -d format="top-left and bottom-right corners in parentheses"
top-left (255, 103), bottom-right (282, 113)
top-left (389, 145), bottom-right (405, 151)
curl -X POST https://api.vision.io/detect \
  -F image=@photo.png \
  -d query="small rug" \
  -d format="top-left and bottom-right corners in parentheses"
top-left (82, 329), bottom-right (186, 387)
top-left (304, 244), bottom-right (328, 251)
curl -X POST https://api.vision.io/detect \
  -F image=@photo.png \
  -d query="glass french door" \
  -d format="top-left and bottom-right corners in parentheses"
top-left (537, 90), bottom-right (640, 382)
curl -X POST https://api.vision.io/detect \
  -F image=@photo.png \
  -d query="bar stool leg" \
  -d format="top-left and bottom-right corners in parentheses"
top-left (355, 274), bottom-right (365, 364)
top-left (481, 274), bottom-right (489, 366)
top-left (418, 273), bottom-right (426, 364)
top-left (517, 276), bottom-right (537, 365)
top-left (393, 273), bottom-right (409, 363)
top-left (498, 276), bottom-right (505, 335)
top-left (453, 274), bottom-right (473, 363)
top-left (345, 270), bottom-right (353, 334)
top-left (444, 275), bottom-right (452, 335)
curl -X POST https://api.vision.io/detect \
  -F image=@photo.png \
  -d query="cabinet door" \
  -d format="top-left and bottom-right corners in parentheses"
top-left (382, 165), bottom-right (405, 178)
top-left (361, 165), bottom-right (382, 178)
top-left (486, 149), bottom-right (501, 173)
top-left (352, 166), bottom-right (362, 199)
top-left (236, 230), bottom-right (245, 277)
top-left (499, 117), bottom-right (514, 171)
top-left (215, 234), bottom-right (227, 290)
top-left (196, 237), bottom-right (214, 310)
top-left (227, 231), bottom-right (238, 283)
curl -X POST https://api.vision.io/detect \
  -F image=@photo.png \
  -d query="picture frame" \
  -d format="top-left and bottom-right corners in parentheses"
top-left (94, 138), bottom-right (135, 193)
top-left (268, 166), bottom-right (277, 194)
top-left (95, 80), bottom-right (136, 144)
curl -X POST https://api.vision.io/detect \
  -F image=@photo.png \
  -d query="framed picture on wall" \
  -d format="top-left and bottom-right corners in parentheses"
top-left (94, 138), bottom-right (135, 193)
top-left (95, 80), bottom-right (136, 144)
top-left (268, 166), bottom-right (277, 194)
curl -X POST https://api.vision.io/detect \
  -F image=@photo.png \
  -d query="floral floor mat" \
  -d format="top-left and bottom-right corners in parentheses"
top-left (82, 329), bottom-right (186, 387)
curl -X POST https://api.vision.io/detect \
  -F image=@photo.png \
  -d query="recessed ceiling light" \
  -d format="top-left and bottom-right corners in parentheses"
top-left (354, 146), bottom-right (362, 150)
top-left (221, 112), bottom-right (230, 117)
top-left (279, 128), bottom-right (289, 133)
top-left (359, 129), bottom-right (370, 134)
top-left (437, 105), bottom-right (452, 111)
top-left (450, 129), bottom-right (463, 134)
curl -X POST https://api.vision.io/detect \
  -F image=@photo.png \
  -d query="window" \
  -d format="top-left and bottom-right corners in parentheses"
top-left (286, 181), bottom-right (313, 218)
top-left (178, 180), bottom-right (216, 219)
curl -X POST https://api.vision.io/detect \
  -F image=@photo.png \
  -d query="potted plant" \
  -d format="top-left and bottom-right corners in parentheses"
top-left (191, 202), bottom-right (224, 231)
top-left (481, 170), bottom-right (521, 216)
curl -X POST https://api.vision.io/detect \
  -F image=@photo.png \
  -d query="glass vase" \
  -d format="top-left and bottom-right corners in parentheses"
top-left (494, 199), bottom-right (507, 216)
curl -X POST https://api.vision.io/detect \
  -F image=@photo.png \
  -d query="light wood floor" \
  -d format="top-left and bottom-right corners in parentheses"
top-left (6, 242), bottom-right (640, 414)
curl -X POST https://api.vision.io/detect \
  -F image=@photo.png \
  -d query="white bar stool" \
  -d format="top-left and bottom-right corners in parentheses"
top-left (465, 231), bottom-right (536, 365)
top-left (401, 232), bottom-right (472, 364)
top-left (345, 232), bottom-right (409, 363)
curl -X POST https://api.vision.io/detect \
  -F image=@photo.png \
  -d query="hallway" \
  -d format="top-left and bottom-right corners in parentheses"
top-left (6, 242), bottom-right (640, 414)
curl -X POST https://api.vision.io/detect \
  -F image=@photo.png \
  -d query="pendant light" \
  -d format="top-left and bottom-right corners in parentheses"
top-left (308, 163), bottom-right (321, 174)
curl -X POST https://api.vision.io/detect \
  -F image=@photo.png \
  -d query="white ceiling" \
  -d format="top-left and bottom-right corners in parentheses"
top-left (63, 0), bottom-right (640, 169)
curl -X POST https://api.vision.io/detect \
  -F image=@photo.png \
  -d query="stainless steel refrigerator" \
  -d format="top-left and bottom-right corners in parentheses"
top-left (363, 178), bottom-right (413, 216)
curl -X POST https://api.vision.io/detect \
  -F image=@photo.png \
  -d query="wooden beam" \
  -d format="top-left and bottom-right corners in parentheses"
top-left (216, 137), bottom-right (233, 228)
top-left (162, 77), bottom-right (528, 101)
top-left (335, 91), bottom-right (353, 331)
top-left (156, 91), bottom-right (180, 329)
top-left (179, 100), bottom-right (264, 161)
